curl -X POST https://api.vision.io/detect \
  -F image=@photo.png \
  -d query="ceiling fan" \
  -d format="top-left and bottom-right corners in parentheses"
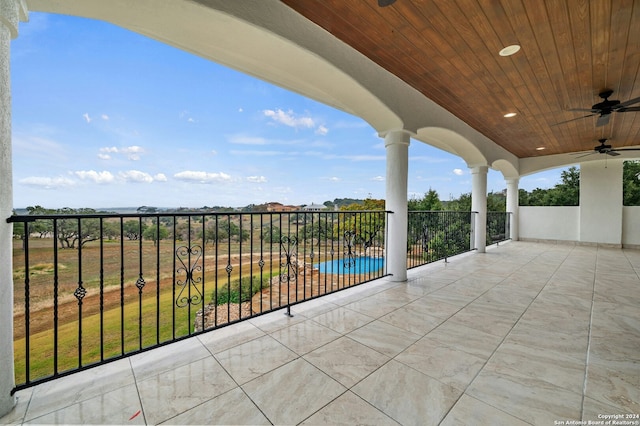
top-left (575, 138), bottom-right (640, 158)
top-left (556, 89), bottom-right (640, 127)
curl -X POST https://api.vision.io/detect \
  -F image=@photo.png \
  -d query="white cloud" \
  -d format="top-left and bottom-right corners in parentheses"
top-left (19, 176), bottom-right (75, 189)
top-left (410, 156), bottom-right (450, 163)
top-left (371, 176), bottom-right (385, 181)
top-left (315, 125), bottom-right (328, 136)
top-left (154, 173), bottom-right (168, 182)
top-left (179, 110), bottom-right (196, 123)
top-left (118, 170), bottom-right (154, 183)
top-left (174, 170), bottom-right (232, 183)
top-left (229, 135), bottom-right (268, 145)
top-left (99, 145), bottom-right (144, 160)
top-left (120, 145), bottom-right (144, 160)
top-left (229, 150), bottom-right (284, 157)
top-left (13, 134), bottom-right (68, 161)
top-left (101, 114), bottom-right (109, 120)
top-left (247, 176), bottom-right (267, 183)
top-left (74, 170), bottom-right (115, 183)
top-left (329, 176), bottom-right (340, 182)
top-left (211, 150), bottom-right (218, 156)
top-left (263, 108), bottom-right (315, 129)
top-left (332, 154), bottom-right (385, 161)
top-left (238, 107), bottom-right (243, 112)
top-left (453, 168), bottom-right (464, 176)
top-left (82, 113), bottom-right (91, 123)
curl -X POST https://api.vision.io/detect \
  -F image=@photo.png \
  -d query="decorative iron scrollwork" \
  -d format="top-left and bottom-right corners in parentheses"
top-left (135, 275), bottom-right (146, 293)
top-left (279, 235), bottom-right (298, 283)
top-left (175, 244), bottom-right (203, 308)
top-left (74, 284), bottom-right (87, 303)
top-left (343, 230), bottom-right (357, 269)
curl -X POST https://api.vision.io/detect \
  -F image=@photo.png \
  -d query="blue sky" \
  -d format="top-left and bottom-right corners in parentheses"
top-left (11, 13), bottom-right (566, 209)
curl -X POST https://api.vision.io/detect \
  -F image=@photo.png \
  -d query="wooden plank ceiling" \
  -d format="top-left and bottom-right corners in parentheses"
top-left (281, 0), bottom-right (640, 159)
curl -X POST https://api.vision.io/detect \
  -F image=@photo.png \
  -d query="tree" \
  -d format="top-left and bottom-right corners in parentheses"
top-left (26, 205), bottom-right (54, 237)
top-left (11, 211), bottom-right (26, 249)
top-left (102, 221), bottom-right (121, 240)
top-left (137, 206), bottom-right (158, 213)
top-left (123, 220), bottom-right (147, 240)
top-left (408, 188), bottom-right (442, 211)
top-left (143, 224), bottom-right (169, 246)
top-left (519, 166), bottom-right (580, 206)
top-left (623, 161), bottom-right (640, 206)
top-left (445, 193), bottom-right (472, 211)
top-left (260, 225), bottom-right (281, 244)
top-left (337, 198), bottom-right (386, 249)
top-left (487, 191), bottom-right (506, 212)
top-left (300, 219), bottom-right (330, 244)
top-left (53, 208), bottom-right (101, 249)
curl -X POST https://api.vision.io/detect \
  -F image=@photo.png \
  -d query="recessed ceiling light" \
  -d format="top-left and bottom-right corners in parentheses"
top-left (499, 45), bottom-right (521, 57)
top-left (504, 112), bottom-right (517, 118)
top-left (535, 147), bottom-right (546, 151)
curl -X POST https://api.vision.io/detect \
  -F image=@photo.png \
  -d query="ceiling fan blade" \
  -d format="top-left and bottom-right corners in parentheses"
top-left (616, 96), bottom-right (640, 108)
top-left (568, 108), bottom-right (597, 112)
top-left (617, 106), bottom-right (640, 112)
top-left (552, 113), bottom-right (597, 126)
top-left (612, 148), bottom-right (640, 152)
top-left (574, 152), bottom-right (596, 159)
top-left (606, 151), bottom-right (621, 156)
top-left (596, 114), bottom-right (611, 127)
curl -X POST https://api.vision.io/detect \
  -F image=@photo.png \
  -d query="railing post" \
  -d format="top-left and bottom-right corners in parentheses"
top-left (470, 212), bottom-right (477, 250)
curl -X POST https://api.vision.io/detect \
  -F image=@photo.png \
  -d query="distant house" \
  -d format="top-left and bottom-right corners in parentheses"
top-left (303, 203), bottom-right (327, 212)
top-left (265, 202), bottom-right (299, 212)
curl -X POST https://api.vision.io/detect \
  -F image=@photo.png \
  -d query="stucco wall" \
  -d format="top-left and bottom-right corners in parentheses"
top-left (622, 206), bottom-right (640, 247)
top-left (579, 161), bottom-right (623, 245)
top-left (519, 206), bottom-right (579, 242)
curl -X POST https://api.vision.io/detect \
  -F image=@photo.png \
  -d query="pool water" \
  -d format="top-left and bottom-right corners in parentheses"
top-left (314, 256), bottom-right (384, 274)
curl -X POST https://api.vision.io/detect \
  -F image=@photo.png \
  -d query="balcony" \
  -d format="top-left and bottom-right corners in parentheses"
top-left (2, 240), bottom-right (638, 425)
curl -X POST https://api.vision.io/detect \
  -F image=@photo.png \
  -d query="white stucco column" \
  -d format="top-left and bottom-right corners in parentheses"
top-left (505, 178), bottom-right (519, 241)
top-left (384, 130), bottom-right (410, 282)
top-left (0, 0), bottom-right (27, 417)
top-left (471, 165), bottom-right (488, 253)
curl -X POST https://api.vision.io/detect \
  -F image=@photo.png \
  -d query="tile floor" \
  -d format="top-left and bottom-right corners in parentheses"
top-left (2, 241), bottom-right (639, 425)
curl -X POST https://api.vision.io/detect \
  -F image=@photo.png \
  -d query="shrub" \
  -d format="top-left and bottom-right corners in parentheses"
top-left (213, 275), bottom-right (270, 305)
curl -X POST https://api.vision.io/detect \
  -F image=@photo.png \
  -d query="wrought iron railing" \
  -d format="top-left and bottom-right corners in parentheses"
top-left (407, 211), bottom-right (476, 269)
top-left (486, 211), bottom-right (511, 246)
top-left (8, 210), bottom-right (389, 392)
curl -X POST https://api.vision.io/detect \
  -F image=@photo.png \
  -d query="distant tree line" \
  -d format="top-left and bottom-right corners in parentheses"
top-left (518, 162), bottom-right (640, 206)
top-left (12, 162), bottom-right (639, 251)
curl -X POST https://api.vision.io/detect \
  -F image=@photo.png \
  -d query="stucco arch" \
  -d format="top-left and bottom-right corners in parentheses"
top-left (492, 159), bottom-right (519, 180)
top-left (415, 127), bottom-right (488, 168)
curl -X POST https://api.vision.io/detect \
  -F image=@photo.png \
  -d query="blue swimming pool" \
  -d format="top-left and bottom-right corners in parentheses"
top-left (314, 256), bottom-right (385, 274)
